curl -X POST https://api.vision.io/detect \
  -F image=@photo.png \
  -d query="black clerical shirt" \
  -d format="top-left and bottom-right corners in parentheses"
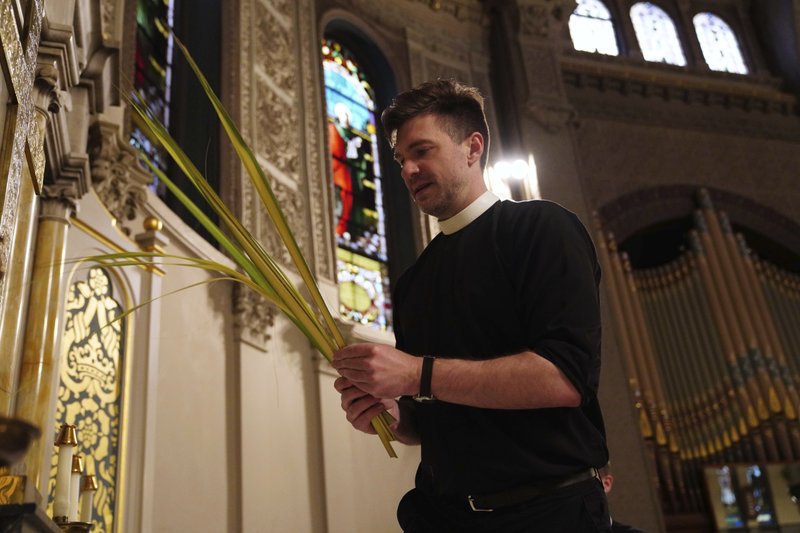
top-left (394, 199), bottom-right (608, 498)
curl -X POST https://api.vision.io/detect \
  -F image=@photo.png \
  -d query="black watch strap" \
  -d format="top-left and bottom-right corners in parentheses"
top-left (413, 356), bottom-right (435, 402)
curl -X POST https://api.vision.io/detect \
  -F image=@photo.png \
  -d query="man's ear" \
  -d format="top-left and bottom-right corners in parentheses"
top-left (466, 132), bottom-right (484, 167)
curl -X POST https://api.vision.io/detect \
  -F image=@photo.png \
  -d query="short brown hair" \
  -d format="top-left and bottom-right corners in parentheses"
top-left (381, 79), bottom-right (490, 169)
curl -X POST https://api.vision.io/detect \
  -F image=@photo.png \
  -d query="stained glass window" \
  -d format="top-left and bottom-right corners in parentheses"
top-left (630, 2), bottom-right (687, 66)
top-left (48, 268), bottom-right (126, 533)
top-left (131, 0), bottom-right (175, 189)
top-left (693, 13), bottom-right (748, 74)
top-left (322, 40), bottom-right (392, 330)
top-left (569, 0), bottom-right (619, 56)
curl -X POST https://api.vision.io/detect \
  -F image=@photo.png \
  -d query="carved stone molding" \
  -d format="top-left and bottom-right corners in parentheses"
top-left (255, 80), bottom-right (300, 178)
top-left (298, 0), bottom-right (334, 281)
top-left (88, 121), bottom-right (152, 235)
top-left (342, 0), bottom-right (487, 27)
top-left (40, 182), bottom-right (80, 221)
top-left (35, 63), bottom-right (91, 196)
top-left (254, 0), bottom-right (297, 90)
top-left (99, 0), bottom-right (123, 46)
top-left (259, 179), bottom-right (308, 265)
top-left (233, 283), bottom-right (277, 351)
top-left (241, 0), bottom-right (312, 273)
top-left (562, 58), bottom-right (795, 117)
top-left (526, 100), bottom-right (578, 132)
top-left (518, 0), bottom-right (575, 40)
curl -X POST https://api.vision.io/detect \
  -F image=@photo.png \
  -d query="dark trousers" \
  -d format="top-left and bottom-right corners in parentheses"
top-left (397, 478), bottom-right (611, 533)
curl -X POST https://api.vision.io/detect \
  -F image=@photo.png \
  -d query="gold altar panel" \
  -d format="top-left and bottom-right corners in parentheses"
top-left (47, 267), bottom-right (128, 533)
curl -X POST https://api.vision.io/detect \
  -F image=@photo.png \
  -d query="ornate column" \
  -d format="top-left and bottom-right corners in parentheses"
top-left (14, 182), bottom-right (78, 492)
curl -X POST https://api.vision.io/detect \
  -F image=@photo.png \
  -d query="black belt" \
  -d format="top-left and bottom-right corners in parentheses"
top-left (466, 468), bottom-right (599, 512)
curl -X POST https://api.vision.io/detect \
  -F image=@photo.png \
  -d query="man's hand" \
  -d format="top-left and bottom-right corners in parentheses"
top-left (333, 376), bottom-right (399, 435)
top-left (332, 343), bottom-right (422, 399)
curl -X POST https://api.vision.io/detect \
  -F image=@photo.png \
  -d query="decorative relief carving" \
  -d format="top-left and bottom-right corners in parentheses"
top-left (239, 0), bottom-right (255, 234)
top-left (88, 122), bottom-right (152, 235)
top-left (255, 80), bottom-right (300, 177)
top-left (563, 66), bottom-right (798, 121)
top-left (40, 182), bottom-right (80, 220)
top-left (254, 0), bottom-right (297, 90)
top-left (519, 0), bottom-right (575, 39)
top-left (259, 179), bottom-right (308, 265)
top-left (527, 101), bottom-right (578, 133)
top-left (297, 0), bottom-right (333, 281)
top-left (99, 0), bottom-right (119, 45)
top-left (233, 283), bottom-right (276, 351)
top-left (345, 0), bottom-right (487, 27)
top-left (570, 93), bottom-right (800, 142)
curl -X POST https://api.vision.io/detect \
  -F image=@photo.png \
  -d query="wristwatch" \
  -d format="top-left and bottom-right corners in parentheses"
top-left (413, 356), bottom-right (435, 402)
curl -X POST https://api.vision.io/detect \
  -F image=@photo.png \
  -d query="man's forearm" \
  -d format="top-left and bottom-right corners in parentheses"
top-left (428, 351), bottom-right (581, 409)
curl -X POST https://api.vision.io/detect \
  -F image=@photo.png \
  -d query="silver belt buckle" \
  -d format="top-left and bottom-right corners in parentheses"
top-left (467, 495), bottom-right (493, 512)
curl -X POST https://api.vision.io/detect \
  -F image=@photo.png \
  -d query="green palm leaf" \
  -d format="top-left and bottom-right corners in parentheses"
top-left (123, 39), bottom-right (397, 456)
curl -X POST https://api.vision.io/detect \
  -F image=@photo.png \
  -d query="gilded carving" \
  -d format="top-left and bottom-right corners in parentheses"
top-left (233, 283), bottom-right (276, 351)
top-left (88, 122), bottom-right (152, 235)
top-left (0, 0), bottom-right (45, 312)
top-left (47, 267), bottom-right (124, 533)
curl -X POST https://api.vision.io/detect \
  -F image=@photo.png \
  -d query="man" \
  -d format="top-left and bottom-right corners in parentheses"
top-left (600, 463), bottom-right (649, 533)
top-left (332, 79), bottom-right (610, 532)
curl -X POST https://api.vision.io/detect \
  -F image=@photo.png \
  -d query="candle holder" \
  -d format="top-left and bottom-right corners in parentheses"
top-left (53, 516), bottom-right (93, 532)
top-left (53, 424), bottom-right (78, 523)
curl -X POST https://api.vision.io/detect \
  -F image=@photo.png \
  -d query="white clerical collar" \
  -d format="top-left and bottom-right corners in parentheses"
top-left (438, 191), bottom-right (500, 235)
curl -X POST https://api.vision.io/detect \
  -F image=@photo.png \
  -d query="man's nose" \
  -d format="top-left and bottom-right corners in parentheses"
top-left (401, 161), bottom-right (419, 182)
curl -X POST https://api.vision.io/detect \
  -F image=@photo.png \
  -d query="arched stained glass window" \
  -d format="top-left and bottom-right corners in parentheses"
top-left (569, 0), bottom-right (619, 56)
top-left (630, 2), bottom-right (687, 66)
top-left (693, 13), bottom-right (748, 74)
top-left (322, 40), bottom-right (392, 330)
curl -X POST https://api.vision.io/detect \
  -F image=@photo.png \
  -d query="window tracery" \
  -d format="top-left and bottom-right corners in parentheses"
top-left (569, 0), bottom-right (620, 56)
top-left (630, 2), bottom-right (687, 66)
top-left (693, 12), bottom-right (748, 74)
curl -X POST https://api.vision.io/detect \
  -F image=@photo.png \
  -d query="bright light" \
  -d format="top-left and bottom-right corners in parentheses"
top-left (484, 154), bottom-right (540, 200)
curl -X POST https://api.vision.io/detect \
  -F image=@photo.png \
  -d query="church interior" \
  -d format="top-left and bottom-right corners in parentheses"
top-left (1, 0), bottom-right (799, 531)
